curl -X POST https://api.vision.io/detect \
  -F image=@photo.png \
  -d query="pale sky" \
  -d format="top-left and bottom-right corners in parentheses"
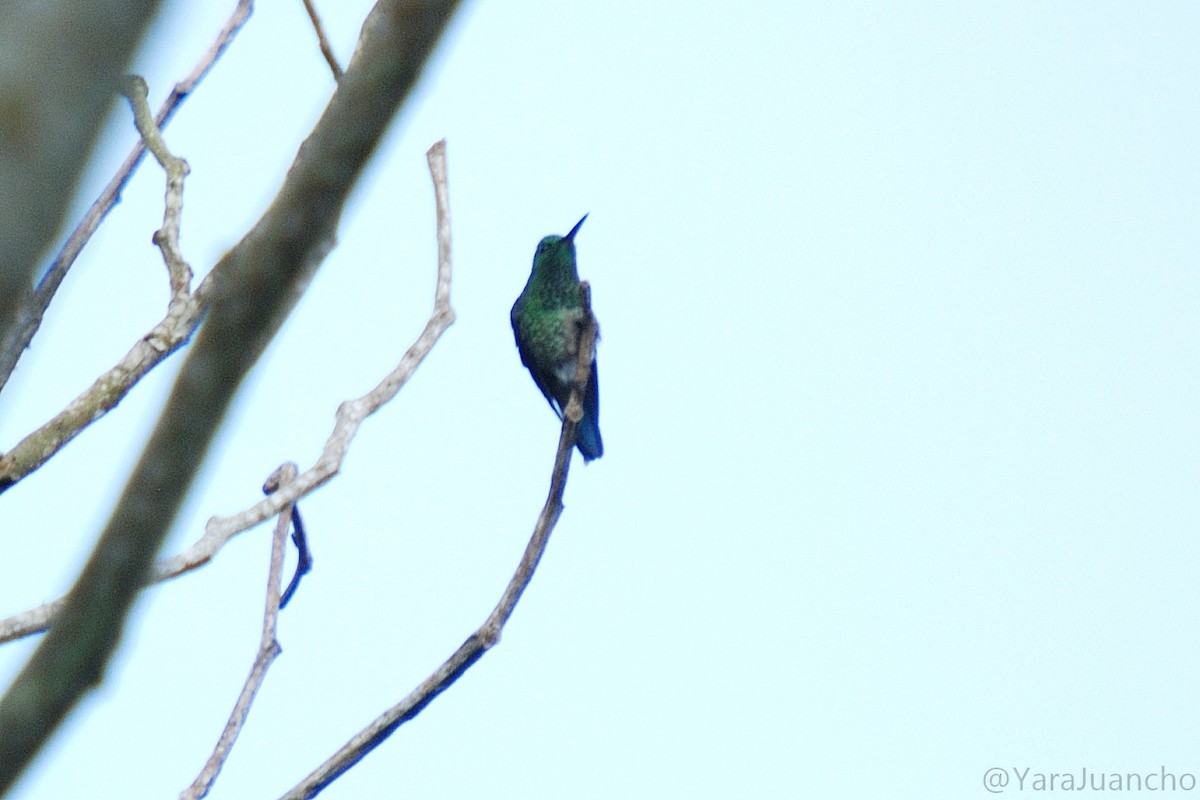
top-left (2, 2), bottom-right (1198, 798)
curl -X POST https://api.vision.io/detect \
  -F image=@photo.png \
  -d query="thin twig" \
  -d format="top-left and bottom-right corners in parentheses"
top-left (0, 139), bottom-right (454, 646)
top-left (301, 0), bottom-right (344, 79)
top-left (0, 0), bottom-right (254, 395)
top-left (277, 279), bottom-right (599, 800)
top-left (180, 463), bottom-right (297, 800)
top-left (279, 505), bottom-right (311, 608)
top-left (121, 75), bottom-right (194, 299)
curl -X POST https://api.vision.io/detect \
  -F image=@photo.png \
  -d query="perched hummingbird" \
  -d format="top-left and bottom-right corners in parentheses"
top-left (511, 214), bottom-right (603, 462)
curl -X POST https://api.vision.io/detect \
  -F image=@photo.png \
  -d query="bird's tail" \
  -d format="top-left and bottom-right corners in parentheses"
top-left (575, 360), bottom-right (603, 462)
top-left (575, 414), bottom-right (603, 462)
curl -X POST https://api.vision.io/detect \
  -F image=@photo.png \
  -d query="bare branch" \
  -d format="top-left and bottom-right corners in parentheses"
top-left (278, 281), bottom-right (599, 800)
top-left (0, 0), bottom-right (254, 394)
top-left (0, 286), bottom-right (209, 495)
top-left (302, 0), bottom-right (345, 79)
top-left (0, 599), bottom-right (65, 645)
top-left (180, 464), bottom-right (298, 800)
top-left (0, 3), bottom-right (462, 792)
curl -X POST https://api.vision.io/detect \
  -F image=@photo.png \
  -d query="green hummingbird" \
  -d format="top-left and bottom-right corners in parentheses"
top-left (511, 214), bottom-right (603, 461)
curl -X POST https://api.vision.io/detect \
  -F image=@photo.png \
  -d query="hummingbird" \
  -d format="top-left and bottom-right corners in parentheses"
top-left (511, 214), bottom-right (603, 462)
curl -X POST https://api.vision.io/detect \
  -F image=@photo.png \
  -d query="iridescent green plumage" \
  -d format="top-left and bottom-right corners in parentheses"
top-left (510, 214), bottom-right (603, 461)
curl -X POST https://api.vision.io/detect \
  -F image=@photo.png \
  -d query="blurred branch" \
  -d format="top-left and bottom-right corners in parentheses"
top-left (0, 0), bottom-right (251, 395)
top-left (279, 289), bottom-right (598, 800)
top-left (180, 464), bottom-right (298, 800)
top-left (302, 0), bottom-right (344, 79)
top-left (0, 0), bottom-right (163, 380)
top-left (0, 2), bottom-right (462, 794)
top-left (0, 138), bottom-right (453, 646)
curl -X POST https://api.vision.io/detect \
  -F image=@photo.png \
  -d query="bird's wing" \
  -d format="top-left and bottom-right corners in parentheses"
top-left (531, 366), bottom-right (565, 419)
top-left (512, 313), bottom-right (565, 419)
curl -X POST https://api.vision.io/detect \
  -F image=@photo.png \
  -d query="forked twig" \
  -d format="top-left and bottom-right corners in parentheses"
top-left (180, 464), bottom-right (298, 800)
top-left (0, 77), bottom-right (208, 495)
top-left (121, 75), bottom-right (194, 299)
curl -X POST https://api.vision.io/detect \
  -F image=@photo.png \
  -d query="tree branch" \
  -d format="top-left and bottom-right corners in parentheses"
top-left (0, 3), bottom-right (461, 793)
top-left (0, 0), bottom-right (164, 363)
top-left (180, 464), bottom-right (298, 800)
top-left (278, 289), bottom-right (598, 800)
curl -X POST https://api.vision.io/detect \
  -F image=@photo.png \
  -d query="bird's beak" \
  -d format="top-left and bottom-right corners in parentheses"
top-left (564, 213), bottom-right (588, 243)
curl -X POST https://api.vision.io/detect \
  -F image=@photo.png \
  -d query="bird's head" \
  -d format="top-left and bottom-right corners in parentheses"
top-left (532, 214), bottom-right (588, 275)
